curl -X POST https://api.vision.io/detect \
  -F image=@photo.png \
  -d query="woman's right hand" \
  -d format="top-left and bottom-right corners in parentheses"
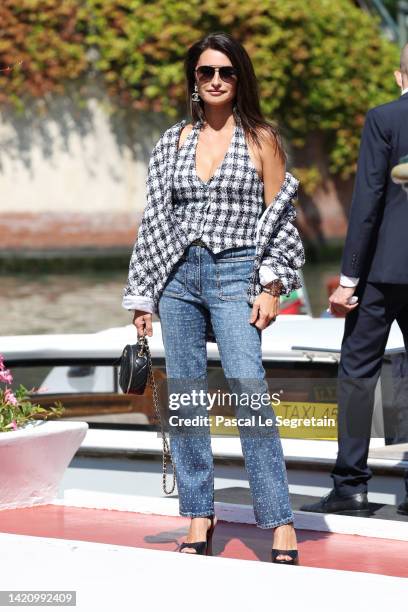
top-left (132, 310), bottom-right (153, 337)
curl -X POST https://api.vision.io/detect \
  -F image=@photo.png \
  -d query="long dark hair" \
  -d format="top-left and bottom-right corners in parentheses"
top-left (184, 31), bottom-right (287, 163)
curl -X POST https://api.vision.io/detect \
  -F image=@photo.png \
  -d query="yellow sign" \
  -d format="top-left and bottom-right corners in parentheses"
top-left (210, 402), bottom-right (338, 440)
top-left (276, 402), bottom-right (337, 439)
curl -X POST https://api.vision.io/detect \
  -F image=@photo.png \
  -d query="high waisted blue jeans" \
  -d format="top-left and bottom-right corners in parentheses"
top-left (157, 243), bottom-right (294, 528)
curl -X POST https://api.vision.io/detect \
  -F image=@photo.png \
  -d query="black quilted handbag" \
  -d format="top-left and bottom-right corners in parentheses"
top-left (117, 332), bottom-right (176, 494)
top-left (119, 337), bottom-right (149, 395)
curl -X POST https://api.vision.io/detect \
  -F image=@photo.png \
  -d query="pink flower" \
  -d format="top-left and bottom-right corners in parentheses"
top-left (0, 369), bottom-right (13, 384)
top-left (10, 420), bottom-right (18, 430)
top-left (4, 388), bottom-right (18, 406)
top-left (0, 368), bottom-right (13, 384)
top-left (0, 354), bottom-right (12, 383)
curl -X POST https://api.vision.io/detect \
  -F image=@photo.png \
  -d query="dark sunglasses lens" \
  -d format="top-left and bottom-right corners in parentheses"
top-left (220, 67), bottom-right (237, 80)
top-left (196, 66), bottom-right (215, 80)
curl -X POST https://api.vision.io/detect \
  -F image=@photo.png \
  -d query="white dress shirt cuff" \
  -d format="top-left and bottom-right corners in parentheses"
top-left (122, 295), bottom-right (155, 313)
top-left (340, 274), bottom-right (359, 288)
top-left (259, 265), bottom-right (279, 285)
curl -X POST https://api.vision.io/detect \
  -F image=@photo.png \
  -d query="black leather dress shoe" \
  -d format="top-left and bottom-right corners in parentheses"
top-left (397, 495), bottom-right (408, 516)
top-left (300, 489), bottom-right (371, 516)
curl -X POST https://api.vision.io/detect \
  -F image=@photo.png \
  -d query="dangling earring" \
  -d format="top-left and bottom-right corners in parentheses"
top-left (191, 82), bottom-right (200, 102)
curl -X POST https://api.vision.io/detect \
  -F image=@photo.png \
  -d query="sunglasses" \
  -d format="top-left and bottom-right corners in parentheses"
top-left (195, 65), bottom-right (237, 83)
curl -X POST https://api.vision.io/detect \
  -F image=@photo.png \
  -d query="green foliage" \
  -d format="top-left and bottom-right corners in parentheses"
top-left (0, 384), bottom-right (65, 432)
top-left (0, 0), bottom-right (88, 111)
top-left (0, 0), bottom-right (400, 179)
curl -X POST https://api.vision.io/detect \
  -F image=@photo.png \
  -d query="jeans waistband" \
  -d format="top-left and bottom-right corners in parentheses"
top-left (184, 242), bottom-right (256, 263)
top-left (188, 240), bottom-right (256, 254)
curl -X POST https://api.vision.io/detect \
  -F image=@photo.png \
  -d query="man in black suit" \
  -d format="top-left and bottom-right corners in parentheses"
top-left (301, 45), bottom-right (408, 517)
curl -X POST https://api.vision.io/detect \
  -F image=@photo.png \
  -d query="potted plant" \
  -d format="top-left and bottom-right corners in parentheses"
top-left (0, 354), bottom-right (65, 432)
top-left (0, 353), bottom-right (88, 510)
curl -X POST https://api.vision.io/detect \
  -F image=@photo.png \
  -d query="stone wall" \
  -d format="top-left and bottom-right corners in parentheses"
top-left (0, 94), bottom-right (168, 250)
top-left (0, 96), bottom-right (351, 251)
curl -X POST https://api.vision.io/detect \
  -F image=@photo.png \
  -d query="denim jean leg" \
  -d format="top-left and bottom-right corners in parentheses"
top-left (208, 252), bottom-right (294, 528)
top-left (158, 276), bottom-right (214, 517)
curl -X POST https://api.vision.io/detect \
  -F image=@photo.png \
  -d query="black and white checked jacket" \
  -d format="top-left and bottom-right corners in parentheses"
top-left (122, 119), bottom-right (305, 323)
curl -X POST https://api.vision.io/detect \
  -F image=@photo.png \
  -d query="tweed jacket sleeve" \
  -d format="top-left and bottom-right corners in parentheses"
top-left (122, 121), bottom-right (191, 313)
top-left (252, 172), bottom-right (305, 296)
top-left (122, 145), bottom-right (160, 305)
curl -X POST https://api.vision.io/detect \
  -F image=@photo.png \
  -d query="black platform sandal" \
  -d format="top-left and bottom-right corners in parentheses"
top-left (271, 549), bottom-right (299, 565)
top-left (178, 515), bottom-right (216, 556)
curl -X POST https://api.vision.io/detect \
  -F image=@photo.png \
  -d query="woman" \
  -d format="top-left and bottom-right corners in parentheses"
top-left (122, 31), bottom-right (304, 564)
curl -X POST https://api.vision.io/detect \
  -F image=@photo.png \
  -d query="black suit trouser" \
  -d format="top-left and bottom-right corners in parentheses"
top-left (332, 281), bottom-right (408, 496)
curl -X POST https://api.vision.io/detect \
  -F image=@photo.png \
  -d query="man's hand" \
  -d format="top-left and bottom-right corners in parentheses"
top-left (132, 310), bottom-right (153, 337)
top-left (328, 285), bottom-right (359, 317)
top-left (249, 292), bottom-right (280, 330)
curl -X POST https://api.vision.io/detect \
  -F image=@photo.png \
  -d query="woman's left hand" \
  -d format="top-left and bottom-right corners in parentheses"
top-left (249, 292), bottom-right (280, 330)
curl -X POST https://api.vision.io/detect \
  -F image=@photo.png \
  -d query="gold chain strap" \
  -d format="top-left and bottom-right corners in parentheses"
top-left (138, 332), bottom-right (176, 495)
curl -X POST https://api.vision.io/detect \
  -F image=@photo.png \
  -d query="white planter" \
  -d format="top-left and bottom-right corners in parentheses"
top-left (0, 420), bottom-right (88, 510)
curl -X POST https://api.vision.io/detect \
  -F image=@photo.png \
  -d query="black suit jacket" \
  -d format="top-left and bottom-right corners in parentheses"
top-left (341, 92), bottom-right (408, 283)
